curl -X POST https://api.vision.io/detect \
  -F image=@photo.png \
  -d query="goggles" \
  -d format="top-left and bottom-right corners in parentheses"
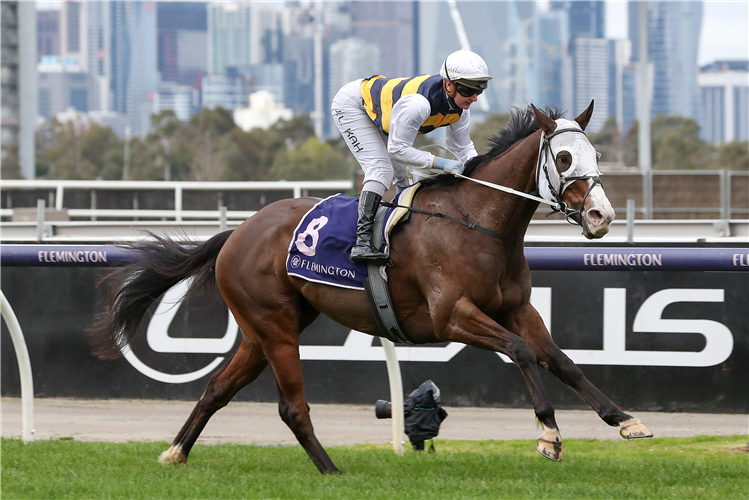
top-left (455, 82), bottom-right (485, 97)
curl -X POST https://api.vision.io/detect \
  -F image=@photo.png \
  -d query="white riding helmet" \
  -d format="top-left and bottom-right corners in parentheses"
top-left (439, 49), bottom-right (493, 88)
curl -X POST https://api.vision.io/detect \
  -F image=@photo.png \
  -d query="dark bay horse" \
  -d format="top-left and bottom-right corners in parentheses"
top-left (90, 102), bottom-right (652, 474)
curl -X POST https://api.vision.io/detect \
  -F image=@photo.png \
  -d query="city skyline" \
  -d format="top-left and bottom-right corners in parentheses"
top-left (35, 0), bottom-right (748, 69)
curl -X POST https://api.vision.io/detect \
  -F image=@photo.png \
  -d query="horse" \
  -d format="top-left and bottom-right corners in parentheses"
top-left (89, 102), bottom-right (652, 475)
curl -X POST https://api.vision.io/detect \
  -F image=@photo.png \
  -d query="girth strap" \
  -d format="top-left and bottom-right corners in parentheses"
top-left (381, 201), bottom-right (520, 244)
top-left (363, 205), bottom-right (414, 345)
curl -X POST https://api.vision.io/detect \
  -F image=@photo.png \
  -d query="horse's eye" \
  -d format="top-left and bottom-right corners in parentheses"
top-left (557, 151), bottom-right (572, 172)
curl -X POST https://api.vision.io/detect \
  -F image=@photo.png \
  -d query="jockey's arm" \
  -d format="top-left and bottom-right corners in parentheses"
top-left (387, 94), bottom-right (436, 169)
top-left (446, 109), bottom-right (478, 164)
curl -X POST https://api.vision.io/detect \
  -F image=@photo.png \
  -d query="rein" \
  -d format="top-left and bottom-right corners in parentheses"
top-left (396, 125), bottom-right (602, 241)
top-left (379, 200), bottom-right (520, 244)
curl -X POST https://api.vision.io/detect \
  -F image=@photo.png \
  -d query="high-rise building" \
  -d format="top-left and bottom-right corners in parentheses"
top-left (37, 57), bottom-right (96, 118)
top-left (157, 2), bottom-right (207, 86)
top-left (283, 33), bottom-right (315, 117)
top-left (571, 38), bottom-right (609, 133)
top-left (349, 1), bottom-right (417, 78)
top-left (620, 63), bottom-right (638, 136)
top-left (154, 82), bottom-right (196, 122)
top-left (2, 1), bottom-right (36, 179)
top-left (2, 1), bottom-right (22, 176)
top-left (109, 1), bottom-right (158, 136)
top-left (207, 2), bottom-right (252, 76)
top-left (608, 39), bottom-right (632, 133)
top-left (248, 63), bottom-right (286, 106)
top-left (37, 8), bottom-right (60, 60)
top-left (534, 9), bottom-right (571, 111)
top-left (629, 1), bottom-right (703, 121)
top-left (551, 1), bottom-right (604, 41)
top-left (328, 37), bottom-right (380, 103)
top-left (699, 61), bottom-right (749, 144)
top-left (206, 2), bottom-right (287, 115)
top-left (201, 72), bottom-right (247, 111)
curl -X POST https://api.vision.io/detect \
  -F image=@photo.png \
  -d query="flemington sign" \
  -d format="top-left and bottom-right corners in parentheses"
top-left (1, 245), bottom-right (747, 412)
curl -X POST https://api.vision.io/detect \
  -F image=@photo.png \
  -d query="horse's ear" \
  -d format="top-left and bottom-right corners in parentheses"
top-left (574, 100), bottom-right (595, 131)
top-left (531, 104), bottom-right (557, 134)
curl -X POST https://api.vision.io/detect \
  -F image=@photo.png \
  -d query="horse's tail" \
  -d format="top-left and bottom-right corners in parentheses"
top-left (88, 230), bottom-right (234, 360)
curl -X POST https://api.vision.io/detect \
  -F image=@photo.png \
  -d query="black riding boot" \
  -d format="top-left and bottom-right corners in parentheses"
top-left (350, 191), bottom-right (390, 264)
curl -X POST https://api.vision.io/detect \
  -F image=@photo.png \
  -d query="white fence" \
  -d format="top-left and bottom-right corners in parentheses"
top-left (0, 179), bottom-right (353, 222)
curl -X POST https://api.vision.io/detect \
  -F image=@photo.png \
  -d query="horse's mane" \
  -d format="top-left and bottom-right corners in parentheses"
top-left (420, 104), bottom-right (565, 188)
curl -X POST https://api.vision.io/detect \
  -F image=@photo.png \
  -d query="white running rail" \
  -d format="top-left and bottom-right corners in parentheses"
top-left (1, 291), bottom-right (34, 443)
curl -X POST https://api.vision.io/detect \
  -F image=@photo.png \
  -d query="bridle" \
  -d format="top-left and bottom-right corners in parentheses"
top-left (450, 125), bottom-right (603, 225)
top-left (535, 127), bottom-right (603, 223)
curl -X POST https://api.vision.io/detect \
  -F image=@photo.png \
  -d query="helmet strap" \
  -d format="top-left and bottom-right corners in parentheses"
top-left (443, 80), bottom-right (457, 99)
top-left (443, 59), bottom-right (458, 98)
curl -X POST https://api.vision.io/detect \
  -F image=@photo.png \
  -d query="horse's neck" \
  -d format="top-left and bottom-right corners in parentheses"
top-left (461, 131), bottom-right (542, 238)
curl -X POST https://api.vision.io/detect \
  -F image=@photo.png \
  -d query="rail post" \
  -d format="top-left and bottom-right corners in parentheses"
top-left (35, 199), bottom-right (45, 242)
top-left (627, 199), bottom-right (636, 244)
top-left (219, 206), bottom-right (228, 232)
top-left (381, 339), bottom-right (405, 455)
top-left (1, 291), bottom-right (34, 443)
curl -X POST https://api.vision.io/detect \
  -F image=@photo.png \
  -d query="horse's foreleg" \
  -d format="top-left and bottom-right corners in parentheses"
top-left (439, 298), bottom-right (563, 461)
top-left (159, 333), bottom-right (268, 465)
top-left (511, 304), bottom-right (653, 440)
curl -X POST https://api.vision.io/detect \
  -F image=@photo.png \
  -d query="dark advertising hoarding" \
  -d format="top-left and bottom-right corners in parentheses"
top-left (2, 251), bottom-right (748, 413)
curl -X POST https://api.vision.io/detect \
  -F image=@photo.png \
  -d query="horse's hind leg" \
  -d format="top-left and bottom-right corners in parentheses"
top-left (225, 289), bottom-right (339, 474)
top-left (159, 332), bottom-right (268, 465)
top-left (262, 311), bottom-right (341, 475)
top-left (511, 304), bottom-right (653, 439)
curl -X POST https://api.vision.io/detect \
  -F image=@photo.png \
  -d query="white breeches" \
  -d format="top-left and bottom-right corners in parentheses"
top-left (331, 80), bottom-right (409, 194)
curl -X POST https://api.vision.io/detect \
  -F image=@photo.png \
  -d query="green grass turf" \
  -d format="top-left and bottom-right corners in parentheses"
top-left (2, 436), bottom-right (747, 499)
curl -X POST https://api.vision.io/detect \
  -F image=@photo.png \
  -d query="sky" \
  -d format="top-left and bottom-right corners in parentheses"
top-left (36, 0), bottom-right (749, 67)
top-left (605, 0), bottom-right (749, 65)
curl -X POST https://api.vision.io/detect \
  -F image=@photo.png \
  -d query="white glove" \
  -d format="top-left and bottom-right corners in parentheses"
top-left (433, 157), bottom-right (463, 175)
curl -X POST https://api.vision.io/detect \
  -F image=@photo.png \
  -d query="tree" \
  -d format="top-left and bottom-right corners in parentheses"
top-left (269, 137), bottom-right (349, 181)
top-left (622, 117), bottom-right (719, 170)
top-left (712, 141), bottom-right (749, 171)
top-left (588, 116), bottom-right (622, 164)
top-left (651, 114), bottom-right (714, 170)
top-left (2, 143), bottom-right (22, 179)
top-left (623, 119), bottom-right (639, 167)
top-left (470, 113), bottom-right (511, 155)
top-left (146, 110), bottom-right (192, 181)
top-left (187, 106), bottom-right (236, 138)
top-left (45, 119), bottom-right (122, 179)
top-left (177, 107), bottom-right (238, 181)
top-left (221, 114), bottom-right (317, 181)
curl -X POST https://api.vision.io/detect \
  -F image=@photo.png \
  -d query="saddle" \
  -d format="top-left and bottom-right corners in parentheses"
top-left (286, 185), bottom-right (419, 344)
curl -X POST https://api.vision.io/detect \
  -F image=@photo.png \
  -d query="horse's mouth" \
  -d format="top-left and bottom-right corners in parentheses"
top-left (581, 213), bottom-right (611, 239)
top-left (578, 204), bottom-right (614, 239)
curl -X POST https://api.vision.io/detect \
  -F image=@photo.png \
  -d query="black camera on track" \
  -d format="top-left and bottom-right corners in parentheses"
top-left (374, 380), bottom-right (448, 451)
top-left (375, 399), bottom-right (392, 419)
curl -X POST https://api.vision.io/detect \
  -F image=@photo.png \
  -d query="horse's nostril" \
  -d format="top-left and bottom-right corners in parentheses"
top-left (588, 209), bottom-right (604, 224)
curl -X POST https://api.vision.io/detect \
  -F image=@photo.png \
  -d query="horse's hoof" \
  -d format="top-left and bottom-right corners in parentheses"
top-left (619, 418), bottom-right (653, 439)
top-left (537, 427), bottom-right (563, 461)
top-left (159, 445), bottom-right (188, 465)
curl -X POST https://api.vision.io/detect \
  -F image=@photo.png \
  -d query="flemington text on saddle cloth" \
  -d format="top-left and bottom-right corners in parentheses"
top-left (285, 185), bottom-right (420, 290)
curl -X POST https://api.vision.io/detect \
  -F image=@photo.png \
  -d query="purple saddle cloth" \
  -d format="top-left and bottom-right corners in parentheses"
top-left (286, 194), bottom-right (370, 290)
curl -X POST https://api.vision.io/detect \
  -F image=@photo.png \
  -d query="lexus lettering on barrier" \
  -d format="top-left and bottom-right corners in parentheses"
top-left (125, 282), bottom-right (735, 384)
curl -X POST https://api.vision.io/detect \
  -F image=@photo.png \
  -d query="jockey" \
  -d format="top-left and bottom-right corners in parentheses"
top-left (331, 49), bottom-right (492, 264)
